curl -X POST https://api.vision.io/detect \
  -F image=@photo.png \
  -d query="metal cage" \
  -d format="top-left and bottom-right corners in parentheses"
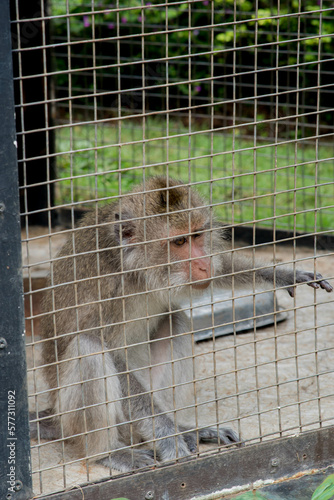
top-left (1, 0), bottom-right (334, 498)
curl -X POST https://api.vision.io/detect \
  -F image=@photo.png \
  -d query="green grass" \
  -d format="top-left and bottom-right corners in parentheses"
top-left (55, 119), bottom-right (334, 233)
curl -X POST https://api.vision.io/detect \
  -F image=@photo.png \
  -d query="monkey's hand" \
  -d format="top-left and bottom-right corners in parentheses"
top-left (287, 271), bottom-right (333, 297)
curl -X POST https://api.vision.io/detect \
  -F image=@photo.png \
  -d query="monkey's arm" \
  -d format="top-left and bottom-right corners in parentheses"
top-left (215, 252), bottom-right (333, 297)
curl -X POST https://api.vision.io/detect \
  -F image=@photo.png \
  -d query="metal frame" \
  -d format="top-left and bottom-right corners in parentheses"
top-left (0, 1), bottom-right (32, 498)
top-left (37, 427), bottom-right (334, 500)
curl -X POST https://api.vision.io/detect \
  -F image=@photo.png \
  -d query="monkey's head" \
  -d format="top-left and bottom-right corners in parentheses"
top-left (113, 177), bottom-right (215, 294)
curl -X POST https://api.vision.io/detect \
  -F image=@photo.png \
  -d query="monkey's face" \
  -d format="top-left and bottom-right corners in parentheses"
top-left (168, 228), bottom-right (213, 289)
top-left (140, 218), bottom-right (214, 293)
top-left (113, 179), bottom-right (214, 293)
top-left (116, 217), bottom-right (214, 295)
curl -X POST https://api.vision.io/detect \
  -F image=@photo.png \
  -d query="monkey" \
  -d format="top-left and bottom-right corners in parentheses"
top-left (32, 176), bottom-right (332, 473)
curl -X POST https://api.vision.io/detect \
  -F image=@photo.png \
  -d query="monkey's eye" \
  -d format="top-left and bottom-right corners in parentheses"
top-left (173, 236), bottom-right (187, 246)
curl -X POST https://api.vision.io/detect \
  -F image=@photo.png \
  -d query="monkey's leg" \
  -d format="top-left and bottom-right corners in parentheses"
top-left (113, 359), bottom-right (192, 464)
top-left (29, 408), bottom-right (60, 440)
top-left (56, 335), bottom-right (156, 472)
top-left (179, 425), bottom-right (242, 452)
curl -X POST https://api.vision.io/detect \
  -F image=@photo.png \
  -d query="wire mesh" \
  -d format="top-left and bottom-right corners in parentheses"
top-left (10, 0), bottom-right (334, 497)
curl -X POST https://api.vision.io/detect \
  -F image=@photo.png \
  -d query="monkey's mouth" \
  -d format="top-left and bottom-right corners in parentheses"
top-left (190, 278), bottom-right (212, 290)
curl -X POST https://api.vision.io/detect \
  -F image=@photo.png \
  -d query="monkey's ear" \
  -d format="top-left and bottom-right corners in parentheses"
top-left (114, 212), bottom-right (136, 246)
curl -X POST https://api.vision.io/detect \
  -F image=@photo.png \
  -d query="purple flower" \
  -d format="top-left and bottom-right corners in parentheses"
top-left (194, 29), bottom-right (200, 36)
top-left (108, 22), bottom-right (115, 29)
top-left (195, 85), bottom-right (201, 93)
top-left (138, 15), bottom-right (144, 22)
top-left (203, 0), bottom-right (209, 5)
top-left (146, 2), bottom-right (152, 5)
top-left (121, 16), bottom-right (127, 23)
top-left (83, 15), bottom-right (90, 28)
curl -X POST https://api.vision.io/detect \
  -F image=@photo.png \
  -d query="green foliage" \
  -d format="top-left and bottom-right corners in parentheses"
top-left (55, 119), bottom-right (334, 234)
top-left (231, 491), bottom-right (268, 499)
top-left (50, 0), bottom-right (334, 108)
top-left (311, 475), bottom-right (334, 500)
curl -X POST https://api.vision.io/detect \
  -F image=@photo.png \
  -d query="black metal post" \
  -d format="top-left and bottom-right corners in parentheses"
top-left (0, 0), bottom-right (33, 498)
top-left (10, 0), bottom-right (56, 227)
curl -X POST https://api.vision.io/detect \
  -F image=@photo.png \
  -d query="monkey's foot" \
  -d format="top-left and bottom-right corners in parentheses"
top-left (288, 271), bottom-right (333, 297)
top-left (180, 425), bottom-right (243, 452)
top-left (99, 449), bottom-right (156, 472)
top-left (199, 426), bottom-right (243, 447)
top-left (158, 435), bottom-right (192, 462)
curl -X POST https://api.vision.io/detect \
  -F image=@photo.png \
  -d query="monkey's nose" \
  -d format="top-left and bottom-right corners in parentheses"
top-left (197, 257), bottom-right (211, 274)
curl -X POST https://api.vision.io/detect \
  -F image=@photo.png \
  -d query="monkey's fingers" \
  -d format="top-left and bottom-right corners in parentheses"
top-left (308, 280), bottom-right (333, 292)
top-left (219, 428), bottom-right (244, 448)
top-left (287, 271), bottom-right (332, 297)
top-left (312, 273), bottom-right (333, 292)
top-left (297, 271), bottom-right (333, 292)
top-left (99, 449), bottom-right (157, 472)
